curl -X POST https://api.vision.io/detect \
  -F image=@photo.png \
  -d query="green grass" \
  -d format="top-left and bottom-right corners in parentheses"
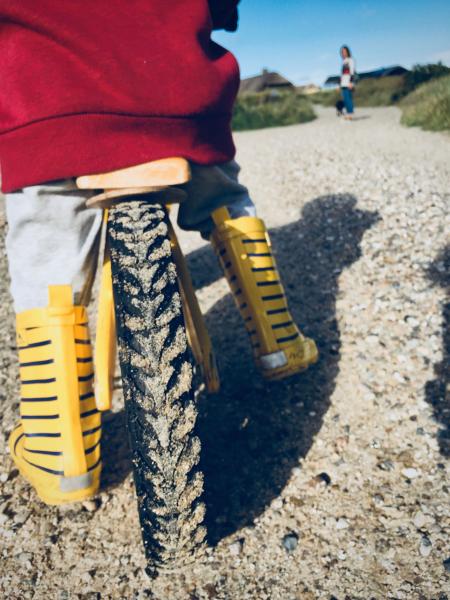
top-left (232, 64), bottom-right (450, 132)
top-left (310, 88), bottom-right (340, 107)
top-left (311, 75), bottom-right (406, 107)
top-left (400, 75), bottom-right (450, 131)
top-left (232, 91), bottom-right (316, 131)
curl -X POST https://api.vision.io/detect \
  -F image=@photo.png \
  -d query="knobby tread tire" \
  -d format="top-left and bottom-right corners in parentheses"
top-left (108, 201), bottom-right (206, 576)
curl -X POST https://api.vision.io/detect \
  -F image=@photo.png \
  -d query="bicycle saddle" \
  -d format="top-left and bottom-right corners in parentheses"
top-left (76, 157), bottom-right (191, 208)
top-left (76, 157), bottom-right (190, 189)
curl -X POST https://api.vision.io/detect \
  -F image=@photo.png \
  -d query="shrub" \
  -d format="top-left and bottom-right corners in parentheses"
top-left (355, 75), bottom-right (407, 105)
top-left (312, 63), bottom-right (450, 109)
top-left (404, 62), bottom-right (450, 94)
top-left (310, 89), bottom-right (340, 106)
top-left (400, 75), bottom-right (450, 131)
top-left (232, 91), bottom-right (316, 131)
top-left (312, 76), bottom-right (406, 107)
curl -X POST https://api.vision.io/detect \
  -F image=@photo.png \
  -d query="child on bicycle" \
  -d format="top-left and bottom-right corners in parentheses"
top-left (0, 0), bottom-right (317, 504)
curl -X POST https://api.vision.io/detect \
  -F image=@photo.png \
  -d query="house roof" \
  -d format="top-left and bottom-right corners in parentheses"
top-left (324, 65), bottom-right (409, 86)
top-left (240, 70), bottom-right (294, 94)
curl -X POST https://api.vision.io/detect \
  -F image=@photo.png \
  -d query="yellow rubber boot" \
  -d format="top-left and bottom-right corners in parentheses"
top-left (211, 209), bottom-right (318, 380)
top-left (9, 285), bottom-right (101, 505)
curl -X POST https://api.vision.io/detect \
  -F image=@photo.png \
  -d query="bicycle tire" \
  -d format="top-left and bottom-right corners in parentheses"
top-left (107, 200), bottom-right (206, 576)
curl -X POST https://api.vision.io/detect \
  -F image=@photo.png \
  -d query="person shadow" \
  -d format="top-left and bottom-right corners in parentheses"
top-left (424, 245), bottom-right (449, 458)
top-left (186, 193), bottom-right (380, 544)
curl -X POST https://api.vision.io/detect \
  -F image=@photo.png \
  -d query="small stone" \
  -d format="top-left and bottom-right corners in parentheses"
top-left (229, 539), bottom-right (243, 556)
top-left (0, 473), bottom-right (8, 484)
top-left (317, 472), bottom-right (331, 485)
top-left (413, 511), bottom-right (429, 529)
top-left (337, 550), bottom-right (347, 560)
top-left (16, 552), bottom-right (33, 568)
top-left (336, 518), bottom-right (349, 530)
top-left (416, 427), bottom-right (426, 436)
top-left (82, 499), bottom-right (101, 512)
top-left (289, 496), bottom-right (304, 507)
top-left (80, 572), bottom-right (92, 584)
top-left (378, 460), bottom-right (395, 471)
top-left (271, 498), bottom-right (283, 511)
top-left (398, 450), bottom-right (414, 466)
top-left (419, 536), bottom-right (432, 557)
top-left (406, 316), bottom-right (420, 327)
top-left (282, 532), bottom-right (299, 553)
top-left (13, 512), bottom-right (29, 526)
top-left (402, 468), bottom-right (419, 479)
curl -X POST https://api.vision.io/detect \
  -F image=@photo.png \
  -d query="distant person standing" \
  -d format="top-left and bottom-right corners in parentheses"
top-left (340, 45), bottom-right (355, 119)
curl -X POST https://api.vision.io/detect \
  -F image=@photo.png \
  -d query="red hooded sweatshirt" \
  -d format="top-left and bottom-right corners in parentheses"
top-left (0, 1), bottom-right (240, 192)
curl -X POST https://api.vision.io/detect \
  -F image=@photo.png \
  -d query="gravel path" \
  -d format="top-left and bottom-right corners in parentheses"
top-left (0, 107), bottom-right (449, 599)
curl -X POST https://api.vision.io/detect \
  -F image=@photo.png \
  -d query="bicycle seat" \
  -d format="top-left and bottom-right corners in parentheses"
top-left (76, 157), bottom-right (191, 190)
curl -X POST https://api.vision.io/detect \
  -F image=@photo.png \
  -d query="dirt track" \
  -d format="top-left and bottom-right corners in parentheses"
top-left (1, 107), bottom-right (449, 599)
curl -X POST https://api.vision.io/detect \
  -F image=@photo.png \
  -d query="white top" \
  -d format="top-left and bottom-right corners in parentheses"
top-left (340, 57), bottom-right (355, 88)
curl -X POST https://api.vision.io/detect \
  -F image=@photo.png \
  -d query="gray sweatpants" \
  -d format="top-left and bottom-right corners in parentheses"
top-left (5, 161), bottom-right (255, 312)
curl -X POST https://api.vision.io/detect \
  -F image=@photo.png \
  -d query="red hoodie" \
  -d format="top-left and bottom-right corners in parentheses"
top-left (0, 1), bottom-right (240, 192)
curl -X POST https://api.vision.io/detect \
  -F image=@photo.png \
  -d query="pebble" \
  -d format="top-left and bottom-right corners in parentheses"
top-left (413, 511), bottom-right (429, 529)
top-left (271, 498), bottom-right (283, 511)
top-left (13, 512), bottom-right (28, 526)
top-left (401, 468), bottom-right (419, 479)
top-left (336, 518), bottom-right (349, 530)
top-left (317, 472), bottom-right (331, 485)
top-left (229, 540), bottom-right (243, 556)
top-left (282, 532), bottom-right (299, 553)
top-left (16, 552), bottom-right (33, 568)
top-left (378, 460), bottom-right (395, 471)
top-left (82, 499), bottom-right (101, 513)
top-left (419, 536), bottom-right (432, 557)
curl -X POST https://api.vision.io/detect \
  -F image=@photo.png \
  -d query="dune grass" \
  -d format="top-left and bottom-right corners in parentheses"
top-left (232, 91), bottom-right (316, 131)
top-left (311, 76), bottom-right (406, 108)
top-left (400, 75), bottom-right (450, 131)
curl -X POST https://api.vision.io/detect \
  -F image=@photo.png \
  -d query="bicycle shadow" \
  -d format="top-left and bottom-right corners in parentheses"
top-left (101, 407), bottom-right (133, 490)
top-left (189, 193), bottom-right (380, 543)
top-left (100, 193), bottom-right (380, 543)
top-left (424, 245), bottom-right (449, 458)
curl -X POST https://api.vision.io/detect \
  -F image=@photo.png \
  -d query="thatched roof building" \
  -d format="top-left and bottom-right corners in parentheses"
top-left (240, 69), bottom-right (294, 94)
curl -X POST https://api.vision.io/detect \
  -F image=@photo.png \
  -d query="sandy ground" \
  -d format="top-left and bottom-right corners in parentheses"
top-left (0, 107), bottom-right (449, 599)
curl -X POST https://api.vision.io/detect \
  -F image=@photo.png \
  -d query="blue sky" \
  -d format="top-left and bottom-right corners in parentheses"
top-left (214, 0), bottom-right (450, 85)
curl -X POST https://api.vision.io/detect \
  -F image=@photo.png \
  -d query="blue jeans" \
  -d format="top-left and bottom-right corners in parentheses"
top-left (341, 87), bottom-right (354, 114)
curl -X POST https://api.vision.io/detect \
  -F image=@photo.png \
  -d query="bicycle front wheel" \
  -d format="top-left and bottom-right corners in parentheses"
top-left (107, 200), bottom-right (206, 576)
